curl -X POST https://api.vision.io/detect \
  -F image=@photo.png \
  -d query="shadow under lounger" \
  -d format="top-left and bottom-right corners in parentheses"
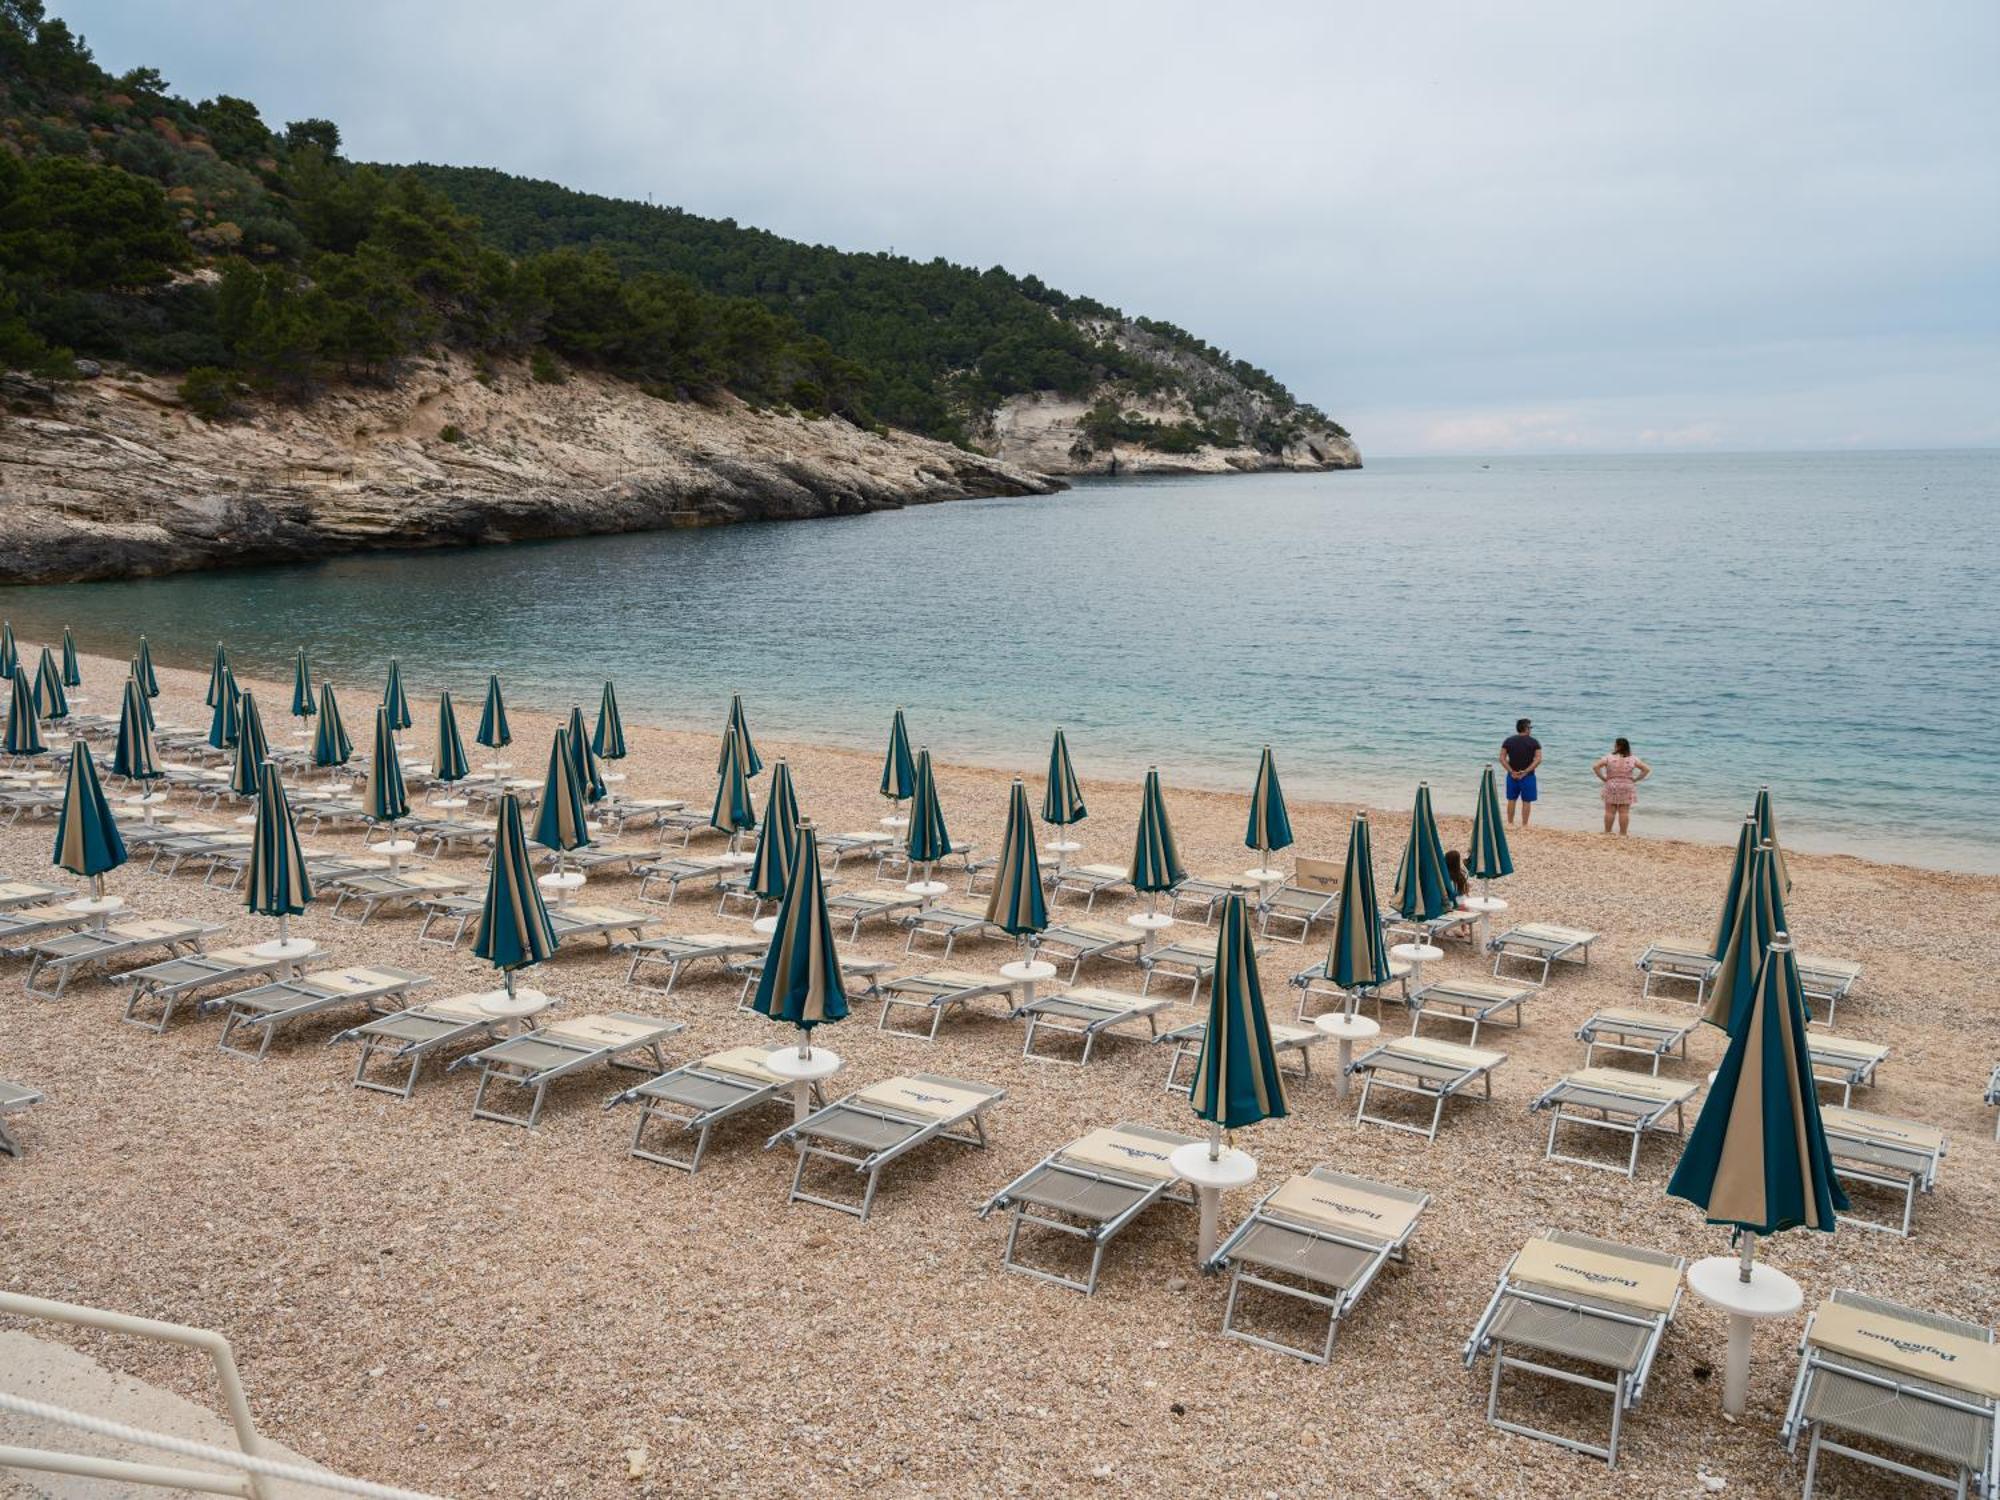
top-left (211, 965), bottom-right (433, 1060)
top-left (451, 1012), bottom-right (685, 1128)
top-left (606, 1044), bottom-right (826, 1172)
top-left (766, 1072), bottom-right (1005, 1221)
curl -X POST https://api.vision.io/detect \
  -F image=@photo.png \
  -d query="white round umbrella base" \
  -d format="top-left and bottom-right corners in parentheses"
top-left (64, 896), bottom-right (125, 918)
top-left (1044, 840), bottom-right (1082, 854)
top-left (1126, 912), bottom-right (1175, 933)
top-left (1244, 867), bottom-right (1286, 884)
top-left (905, 880), bottom-right (949, 898)
top-left (473, 987), bottom-right (551, 1020)
top-left (765, 1047), bottom-right (843, 1082)
top-left (1313, 1013), bottom-right (1381, 1042)
top-left (1687, 1256), bottom-right (1804, 1417)
top-left (1168, 1143), bottom-right (1259, 1189)
top-left (1000, 960), bottom-right (1058, 983)
top-left (1458, 895), bottom-right (1509, 914)
top-left (251, 938), bottom-right (318, 961)
top-left (1390, 943), bottom-right (1445, 965)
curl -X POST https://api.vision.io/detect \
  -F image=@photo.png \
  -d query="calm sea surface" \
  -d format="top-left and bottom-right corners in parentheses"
top-left (4, 451), bottom-right (1995, 871)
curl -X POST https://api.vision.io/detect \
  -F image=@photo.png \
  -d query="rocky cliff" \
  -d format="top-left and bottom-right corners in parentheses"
top-left (0, 357), bottom-right (1061, 585)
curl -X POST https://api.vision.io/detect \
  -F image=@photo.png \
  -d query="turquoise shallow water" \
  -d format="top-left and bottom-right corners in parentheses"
top-left (4, 450), bottom-right (1995, 870)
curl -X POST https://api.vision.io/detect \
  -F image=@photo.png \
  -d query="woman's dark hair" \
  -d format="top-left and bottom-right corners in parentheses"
top-left (1615, 737), bottom-right (1631, 756)
top-left (1445, 848), bottom-right (1468, 894)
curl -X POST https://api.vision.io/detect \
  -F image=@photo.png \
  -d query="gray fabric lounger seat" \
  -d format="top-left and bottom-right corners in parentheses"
top-left (1206, 1167), bottom-right (1429, 1364)
top-left (450, 1012), bottom-right (685, 1128)
top-left (1818, 1106), bottom-right (1946, 1237)
top-left (546, 904), bottom-right (653, 949)
top-left (825, 886), bottom-right (926, 938)
top-left (211, 965), bottom-right (432, 1061)
top-left (875, 968), bottom-right (1017, 1040)
top-left (1141, 938), bottom-right (1261, 999)
top-left (979, 1123), bottom-right (1199, 1293)
top-left (1255, 857), bottom-right (1342, 943)
top-left (621, 931), bottom-right (765, 994)
top-left (899, 901), bottom-right (1004, 957)
top-left (1349, 1036), bottom-right (1507, 1141)
top-left (816, 831), bottom-right (893, 872)
top-left (119, 942), bottom-right (327, 1033)
top-left (414, 894), bottom-right (484, 946)
top-left (330, 992), bottom-right (520, 1098)
top-left (1528, 1069), bottom-right (1699, 1177)
top-left (1013, 985), bottom-right (1170, 1065)
top-left (1575, 1008), bottom-right (1700, 1073)
top-left (606, 1044), bottom-right (824, 1172)
top-left (1634, 938), bottom-right (1721, 1004)
top-left (765, 1072), bottom-right (1005, 1221)
top-left (1030, 919), bottom-right (1145, 980)
top-left (1158, 1019), bottom-right (1322, 1093)
top-left (1490, 923), bottom-right (1601, 985)
top-left (1407, 977), bottom-right (1536, 1044)
top-left (0, 903), bottom-right (93, 952)
top-left (1781, 1290), bottom-right (1997, 1499)
top-left (0, 1080), bottom-right (40, 1157)
top-left (23, 918), bottom-right (224, 1000)
top-left (1464, 1231), bottom-right (1686, 1466)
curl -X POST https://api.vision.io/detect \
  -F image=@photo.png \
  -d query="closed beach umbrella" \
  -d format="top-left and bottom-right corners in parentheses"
top-left (985, 777), bottom-right (1047, 950)
top-left (1391, 781), bottom-right (1456, 922)
top-left (719, 692), bottom-right (762, 778)
top-left (1327, 811), bottom-right (1391, 993)
top-left (1042, 727), bottom-right (1087, 829)
top-left (593, 680), bottom-right (627, 761)
top-left (566, 704), bottom-right (607, 804)
top-left (245, 762), bottom-right (313, 955)
top-left (749, 758), bottom-right (802, 905)
top-left (382, 659), bottom-right (412, 732)
top-left (1128, 766), bottom-right (1186, 911)
top-left (52, 739), bottom-right (126, 905)
top-left (363, 704), bottom-right (409, 825)
top-left (6, 672), bottom-right (46, 758)
top-left (1711, 815), bottom-right (1759, 963)
top-left (753, 820), bottom-right (849, 1055)
top-left (1752, 785), bottom-right (1791, 897)
top-left (60, 627), bottom-right (81, 688)
top-left (534, 726), bottom-right (592, 857)
top-left (0, 621), bottom-right (15, 678)
top-left (113, 677), bottom-right (161, 781)
top-left (474, 792), bottom-right (559, 999)
top-left (1667, 929), bottom-right (1846, 1280)
top-left (1190, 892), bottom-right (1289, 1155)
top-left (710, 725), bottom-right (757, 848)
top-left (1703, 839), bottom-right (1790, 1034)
top-left (134, 635), bottom-right (159, 698)
top-left (904, 746), bottom-right (952, 886)
top-left (476, 674), bottom-right (511, 751)
top-left (312, 682), bottom-right (353, 771)
top-left (129, 659), bottom-right (156, 730)
top-left (33, 646), bottom-right (68, 720)
top-left (433, 691), bottom-right (470, 783)
top-left (1244, 745), bottom-right (1294, 871)
top-left (230, 692), bottom-right (270, 798)
top-left (206, 668), bottom-right (240, 750)
top-left (290, 649), bottom-right (315, 720)
top-left (880, 707), bottom-right (916, 806)
top-left (1467, 764), bottom-right (1514, 890)
top-left (205, 642), bottom-right (229, 708)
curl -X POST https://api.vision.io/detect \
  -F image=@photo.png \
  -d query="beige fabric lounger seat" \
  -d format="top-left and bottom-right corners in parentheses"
top-left (899, 901), bottom-right (1004, 957)
top-left (1350, 1035), bottom-right (1507, 1141)
top-left (1490, 922), bottom-right (1601, 985)
top-left (1795, 953), bottom-right (1864, 1023)
top-left (979, 1123), bottom-right (1199, 1293)
top-left (547, 904), bottom-right (652, 949)
top-left (1158, 1019), bottom-right (1322, 1093)
top-left (1407, 976), bottom-right (1535, 1043)
top-left (1634, 938), bottom-right (1721, 1004)
top-left (621, 931), bottom-right (765, 994)
top-left (1782, 1290), bottom-right (1998, 1499)
top-left (1141, 937), bottom-right (1261, 999)
top-left (1575, 1008), bottom-right (1700, 1073)
top-left (1167, 874), bottom-right (1258, 925)
top-left (325, 868), bottom-right (476, 925)
top-left (876, 968), bottom-right (1017, 1040)
top-left (1464, 1231), bottom-right (1686, 1466)
top-left (1026, 919), bottom-right (1145, 980)
top-left (1207, 1167), bottom-right (1429, 1364)
top-left (1289, 952), bottom-right (1413, 1020)
top-left (211, 965), bottom-right (432, 1061)
top-left (330, 992), bottom-right (519, 1099)
top-left (1013, 985), bottom-right (1170, 1065)
top-left (1529, 1069), bottom-right (1699, 1177)
top-left (1049, 863), bottom-right (1133, 910)
top-left (119, 942), bottom-right (327, 1034)
top-left (607, 1045), bottom-right (829, 1173)
top-left (1254, 858), bottom-right (1342, 943)
top-left (1388, 908), bottom-right (1479, 947)
top-left (0, 1080), bottom-right (39, 1157)
top-left (450, 1012), bottom-right (685, 1128)
top-left (825, 886), bottom-right (926, 938)
top-left (0, 880), bottom-right (72, 911)
top-left (1819, 1106), bottom-right (1946, 1237)
top-left (766, 1072), bottom-right (1005, 1221)
top-left (23, 918), bottom-right (223, 1000)
top-left (634, 854), bottom-right (739, 906)
top-left (0, 903), bottom-right (93, 951)
top-left (1806, 1031), bottom-right (1890, 1106)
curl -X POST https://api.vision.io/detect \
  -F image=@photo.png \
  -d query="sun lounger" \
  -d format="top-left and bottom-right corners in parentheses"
top-left (1407, 976), bottom-right (1535, 1043)
top-left (1818, 1106), bottom-right (1946, 1237)
top-left (817, 830), bottom-right (893, 872)
top-left (1014, 985), bottom-right (1171, 1065)
top-left (1388, 907), bottom-right (1479, 947)
top-left (1256, 857), bottom-right (1342, 942)
top-left (211, 965), bottom-right (432, 1061)
top-left (728, 953), bottom-right (890, 1011)
top-left (900, 901), bottom-right (1004, 957)
top-left (621, 930), bottom-right (765, 994)
top-left (23, 918), bottom-right (224, 1000)
top-left (0, 903), bottom-right (93, 951)
top-left (1168, 874), bottom-right (1258, 925)
top-left (1050, 862), bottom-right (1133, 910)
top-left (1030, 919), bottom-right (1145, 981)
top-left (0, 880), bottom-right (71, 911)
top-left (634, 854), bottom-right (739, 906)
top-left (451, 1012), bottom-right (685, 1128)
top-left (596, 796), bottom-right (687, 837)
top-left (1206, 1167), bottom-right (1429, 1364)
top-left (401, 814), bottom-right (494, 856)
top-left (331, 992), bottom-right (517, 1098)
top-left (1158, 1019), bottom-right (1323, 1092)
top-left (1805, 1031), bottom-right (1889, 1106)
top-left (606, 1044), bottom-right (823, 1172)
top-left (1529, 1069), bottom-right (1699, 1177)
top-left (546, 903), bottom-right (652, 949)
top-left (1464, 1231), bottom-right (1686, 1465)
top-left (876, 839), bottom-right (974, 882)
top-left (653, 806), bottom-right (725, 848)
top-left (1634, 938), bottom-right (1720, 1005)
top-left (1490, 922), bottom-right (1600, 985)
top-left (119, 942), bottom-right (327, 1034)
top-left (876, 968), bottom-right (1017, 1039)
top-left (325, 868), bottom-right (476, 925)
top-left (147, 831), bottom-right (247, 877)
top-left (553, 842), bottom-right (658, 877)
top-left (1781, 1290), bottom-right (1998, 1499)
top-left (979, 1124), bottom-right (1199, 1293)
top-left (0, 1081), bottom-right (39, 1157)
top-left (1575, 1008), bottom-right (1700, 1073)
top-left (766, 1072), bottom-right (1005, 1221)
top-left (825, 886), bottom-right (926, 938)
top-left (1140, 937), bottom-right (1258, 999)
top-left (1289, 953), bottom-right (1414, 1020)
top-left (1796, 953), bottom-right (1864, 1023)
top-left (1350, 1035), bottom-right (1507, 1141)
top-left (414, 893), bottom-right (484, 946)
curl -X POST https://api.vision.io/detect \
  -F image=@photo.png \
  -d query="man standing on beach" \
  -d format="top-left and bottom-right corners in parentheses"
top-left (1500, 718), bottom-right (1542, 827)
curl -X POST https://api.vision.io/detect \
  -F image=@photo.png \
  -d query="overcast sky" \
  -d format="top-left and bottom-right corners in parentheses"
top-left (59, 1), bottom-right (2000, 455)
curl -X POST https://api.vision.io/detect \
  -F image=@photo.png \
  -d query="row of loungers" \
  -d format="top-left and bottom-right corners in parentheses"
top-left (1638, 937), bottom-right (1866, 1022)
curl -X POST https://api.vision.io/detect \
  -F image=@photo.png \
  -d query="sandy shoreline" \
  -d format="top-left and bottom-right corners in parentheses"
top-left (3, 650), bottom-right (1997, 1498)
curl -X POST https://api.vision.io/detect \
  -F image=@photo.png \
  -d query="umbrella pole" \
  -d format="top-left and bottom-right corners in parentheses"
top-left (797, 1028), bottom-right (810, 1062)
top-left (1207, 1121), bottom-right (1221, 1163)
top-left (503, 969), bottom-right (516, 1000)
top-left (1738, 1231), bottom-right (1756, 1284)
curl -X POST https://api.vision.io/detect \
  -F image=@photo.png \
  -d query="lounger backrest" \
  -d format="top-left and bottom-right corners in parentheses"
top-left (1076, 864), bottom-right (1126, 880)
top-left (310, 967), bottom-right (414, 995)
top-left (0, 882), bottom-right (52, 901)
top-left (1061, 987), bottom-right (1153, 1013)
top-left (1268, 1022), bottom-right (1318, 1047)
top-left (109, 919), bottom-right (202, 942)
top-left (845, 888), bottom-right (909, 904)
top-left (1565, 1067), bottom-right (1697, 1104)
top-left (856, 1075), bottom-right (992, 1120)
top-left (207, 945), bottom-right (278, 966)
top-left (929, 969), bottom-right (1008, 990)
top-left (1266, 1174), bottom-right (1422, 1244)
top-left (700, 1045), bottom-right (785, 1083)
top-left (1808, 1298), bottom-right (2000, 1398)
top-left (6, 904), bottom-right (76, 923)
top-left (682, 932), bottom-right (752, 948)
top-left (1517, 924), bottom-right (1595, 944)
top-left (1429, 978), bottom-right (1528, 1002)
top-left (1809, 1034), bottom-right (1889, 1065)
top-left (1819, 1107), bottom-right (1944, 1153)
top-left (1060, 1127), bottom-right (1181, 1180)
top-left (1292, 857), bottom-right (1341, 894)
top-left (545, 1014), bottom-right (665, 1047)
top-left (561, 905), bottom-right (644, 925)
top-left (422, 993), bottom-right (497, 1022)
top-left (1511, 1235), bottom-right (1680, 1315)
top-left (1387, 1035), bottom-right (1506, 1070)
top-left (1796, 954), bottom-right (1863, 980)
top-left (1592, 1007), bottom-right (1684, 1029)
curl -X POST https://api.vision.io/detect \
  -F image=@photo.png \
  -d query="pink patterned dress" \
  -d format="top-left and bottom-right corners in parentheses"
top-left (1601, 754), bottom-right (1639, 807)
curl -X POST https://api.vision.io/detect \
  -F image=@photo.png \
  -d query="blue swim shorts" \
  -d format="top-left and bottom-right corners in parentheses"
top-left (1506, 771), bottom-right (1538, 803)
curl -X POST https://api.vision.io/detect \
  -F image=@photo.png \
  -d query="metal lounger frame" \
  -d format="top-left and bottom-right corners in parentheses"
top-left (1138, 943), bottom-right (1221, 999)
top-left (765, 1075), bottom-right (1003, 1221)
top-left (0, 1083), bottom-right (40, 1157)
top-left (1257, 883), bottom-right (1339, 944)
top-left (1529, 1077), bottom-right (1691, 1177)
top-left (1289, 959), bottom-right (1409, 1021)
top-left (1350, 1045), bottom-right (1501, 1141)
top-left (635, 857), bottom-right (733, 906)
top-left (119, 949), bottom-right (315, 1034)
top-left (1797, 958), bottom-right (1863, 1025)
top-left (415, 895), bottom-right (482, 946)
top-left (1156, 1021), bottom-right (1315, 1094)
top-left (330, 1007), bottom-right (506, 1099)
top-left (1048, 866), bottom-right (1129, 911)
top-left (978, 1126), bottom-right (1196, 1293)
top-left (1823, 1123), bottom-right (1943, 1238)
top-left (1808, 1040), bottom-right (1886, 1108)
top-left (825, 890), bottom-right (926, 940)
top-left (899, 906), bottom-right (1001, 958)
top-left (24, 924), bottom-right (217, 1000)
top-left (1030, 923), bottom-right (1144, 982)
top-left (1168, 878), bottom-right (1246, 925)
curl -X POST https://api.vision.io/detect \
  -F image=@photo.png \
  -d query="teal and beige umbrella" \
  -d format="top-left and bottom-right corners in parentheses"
top-left (290, 648), bottom-right (316, 724)
top-left (1327, 811), bottom-right (1391, 996)
top-left (59, 627), bottom-right (81, 689)
top-left (205, 642), bottom-right (230, 707)
top-left (474, 792), bottom-right (560, 1004)
top-left (33, 646), bottom-right (68, 721)
top-left (984, 777), bottom-right (1047, 964)
top-left (382, 659), bottom-right (412, 732)
top-left (229, 691), bottom-right (270, 798)
top-left (1128, 766), bottom-right (1186, 916)
top-left (593, 680), bottom-right (627, 762)
top-left (363, 704), bottom-right (411, 870)
top-left (6, 671), bottom-right (46, 758)
top-left (1391, 781), bottom-right (1456, 922)
top-left (1704, 836), bottom-right (1790, 1034)
top-left (534, 726), bottom-right (593, 876)
top-left (1467, 763), bottom-right (1514, 894)
top-left (566, 704), bottom-right (607, 804)
top-left (1243, 745), bottom-right (1293, 882)
top-left (1041, 727), bottom-right (1087, 864)
top-left (719, 691), bottom-right (763, 778)
top-left (245, 762), bottom-right (316, 961)
top-left (904, 746), bottom-right (953, 896)
top-left (113, 676), bottom-right (162, 785)
top-left (312, 681), bottom-right (353, 777)
top-left (206, 667), bottom-right (240, 750)
top-left (433, 690), bottom-right (471, 785)
top-left (134, 634), bottom-right (159, 698)
top-left (51, 738), bottom-right (126, 919)
top-left (128, 659), bottom-right (156, 730)
top-left (752, 820), bottom-right (849, 1065)
top-left (1752, 785), bottom-right (1791, 896)
top-left (710, 725), bottom-right (758, 853)
top-left (476, 674), bottom-right (511, 763)
top-left (749, 758), bottom-right (803, 908)
top-left (879, 707), bottom-right (916, 821)
top-left (0, 620), bottom-right (15, 678)
top-left (1710, 815), bottom-right (1759, 965)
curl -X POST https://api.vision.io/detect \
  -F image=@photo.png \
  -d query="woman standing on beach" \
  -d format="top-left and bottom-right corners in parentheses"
top-left (1593, 737), bottom-right (1650, 834)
